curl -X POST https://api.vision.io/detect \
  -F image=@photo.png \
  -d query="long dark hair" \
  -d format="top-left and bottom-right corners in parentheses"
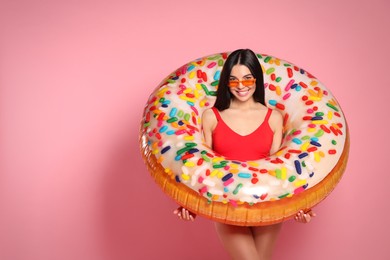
top-left (214, 49), bottom-right (265, 110)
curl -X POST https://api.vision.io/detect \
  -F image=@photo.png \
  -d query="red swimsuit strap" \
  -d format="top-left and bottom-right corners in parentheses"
top-left (211, 107), bottom-right (222, 121)
top-left (264, 108), bottom-right (272, 124)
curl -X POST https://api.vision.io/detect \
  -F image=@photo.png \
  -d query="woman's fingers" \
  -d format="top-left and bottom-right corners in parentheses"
top-left (303, 213), bottom-right (311, 223)
top-left (294, 209), bottom-right (316, 223)
top-left (183, 208), bottom-right (194, 221)
top-left (295, 210), bottom-right (303, 222)
top-left (173, 207), bottom-right (183, 219)
top-left (182, 207), bottom-right (187, 220)
top-left (174, 207), bottom-right (195, 221)
top-left (304, 209), bottom-right (316, 222)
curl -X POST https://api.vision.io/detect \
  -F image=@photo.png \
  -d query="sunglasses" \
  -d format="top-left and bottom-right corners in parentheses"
top-left (228, 78), bottom-right (256, 88)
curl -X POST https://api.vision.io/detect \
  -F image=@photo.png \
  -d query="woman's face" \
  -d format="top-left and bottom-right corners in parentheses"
top-left (228, 64), bottom-right (256, 102)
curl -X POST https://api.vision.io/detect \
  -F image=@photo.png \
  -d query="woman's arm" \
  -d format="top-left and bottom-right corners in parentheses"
top-left (201, 108), bottom-right (216, 148)
top-left (269, 110), bottom-right (283, 155)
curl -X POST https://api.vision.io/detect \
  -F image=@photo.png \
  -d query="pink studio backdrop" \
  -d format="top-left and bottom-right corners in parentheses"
top-left (1, 0), bottom-right (389, 259)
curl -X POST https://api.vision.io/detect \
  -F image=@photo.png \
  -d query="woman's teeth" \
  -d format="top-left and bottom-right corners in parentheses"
top-left (236, 90), bottom-right (249, 97)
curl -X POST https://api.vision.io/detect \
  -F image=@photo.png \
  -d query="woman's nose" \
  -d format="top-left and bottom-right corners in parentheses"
top-left (237, 82), bottom-right (246, 88)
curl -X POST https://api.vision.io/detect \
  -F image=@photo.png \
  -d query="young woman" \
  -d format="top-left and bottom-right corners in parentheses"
top-left (173, 49), bottom-right (316, 260)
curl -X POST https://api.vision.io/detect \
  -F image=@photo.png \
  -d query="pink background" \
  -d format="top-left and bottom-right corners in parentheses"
top-left (1, 0), bottom-right (389, 259)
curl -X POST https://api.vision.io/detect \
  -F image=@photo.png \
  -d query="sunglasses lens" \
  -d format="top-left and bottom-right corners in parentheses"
top-left (228, 78), bottom-right (255, 88)
top-left (242, 79), bottom-right (255, 86)
top-left (228, 80), bottom-right (239, 88)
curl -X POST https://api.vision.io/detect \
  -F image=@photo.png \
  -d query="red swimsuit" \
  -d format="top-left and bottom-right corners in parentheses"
top-left (211, 107), bottom-right (274, 161)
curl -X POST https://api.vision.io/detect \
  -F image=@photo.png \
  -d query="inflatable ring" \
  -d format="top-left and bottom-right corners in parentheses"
top-left (139, 51), bottom-right (349, 226)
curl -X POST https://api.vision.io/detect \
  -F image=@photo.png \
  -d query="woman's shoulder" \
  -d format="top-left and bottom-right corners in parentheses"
top-left (268, 107), bottom-right (282, 117)
top-left (202, 107), bottom-right (215, 117)
top-left (202, 107), bottom-right (218, 123)
top-left (255, 103), bottom-right (281, 118)
top-left (268, 108), bottom-right (283, 131)
top-left (201, 107), bottom-right (218, 132)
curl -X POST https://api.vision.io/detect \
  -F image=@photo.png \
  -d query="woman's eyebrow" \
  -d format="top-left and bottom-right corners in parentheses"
top-left (229, 74), bottom-right (254, 78)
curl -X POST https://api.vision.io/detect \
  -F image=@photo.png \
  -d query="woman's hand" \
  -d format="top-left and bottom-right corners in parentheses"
top-left (294, 209), bottom-right (316, 223)
top-left (173, 206), bottom-right (196, 222)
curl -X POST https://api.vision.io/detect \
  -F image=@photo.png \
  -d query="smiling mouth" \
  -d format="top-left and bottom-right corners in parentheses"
top-left (235, 89), bottom-right (250, 97)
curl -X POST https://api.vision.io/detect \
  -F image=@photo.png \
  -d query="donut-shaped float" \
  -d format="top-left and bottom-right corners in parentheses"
top-left (139, 51), bottom-right (349, 226)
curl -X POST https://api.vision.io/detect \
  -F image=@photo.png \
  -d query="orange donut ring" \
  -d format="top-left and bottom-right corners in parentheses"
top-left (139, 51), bottom-right (349, 226)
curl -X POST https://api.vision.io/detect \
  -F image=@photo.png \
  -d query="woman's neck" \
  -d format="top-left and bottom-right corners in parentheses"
top-left (230, 98), bottom-right (258, 110)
